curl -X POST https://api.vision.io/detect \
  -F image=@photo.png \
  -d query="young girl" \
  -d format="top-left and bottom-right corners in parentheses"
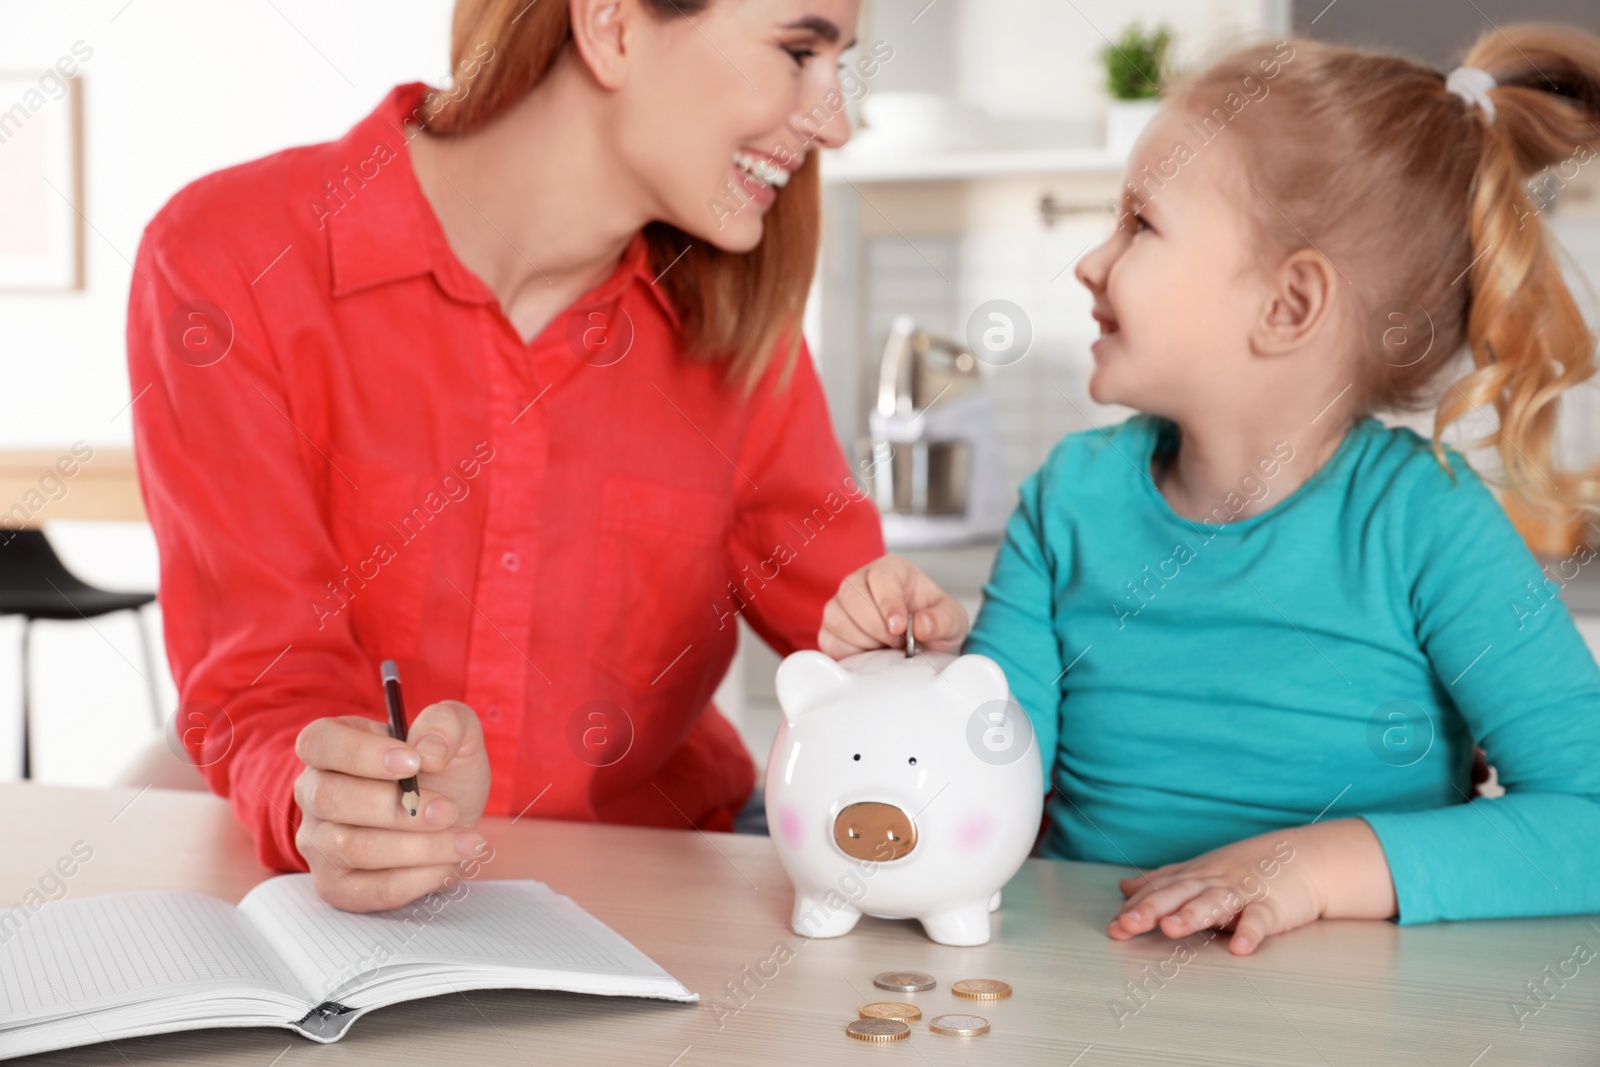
top-left (819, 24), bottom-right (1600, 955)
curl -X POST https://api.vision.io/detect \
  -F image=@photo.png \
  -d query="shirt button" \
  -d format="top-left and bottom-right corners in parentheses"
top-left (485, 704), bottom-right (501, 723)
top-left (501, 551), bottom-right (520, 572)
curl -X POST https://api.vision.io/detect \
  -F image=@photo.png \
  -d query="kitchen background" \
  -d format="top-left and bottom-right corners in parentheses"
top-left (3, 0), bottom-right (1599, 786)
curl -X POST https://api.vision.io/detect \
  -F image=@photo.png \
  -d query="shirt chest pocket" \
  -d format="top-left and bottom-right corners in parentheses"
top-left (591, 477), bottom-right (731, 692)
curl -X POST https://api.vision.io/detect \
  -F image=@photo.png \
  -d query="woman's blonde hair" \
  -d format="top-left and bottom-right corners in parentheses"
top-left (423, 0), bottom-right (822, 391)
top-left (1177, 25), bottom-right (1600, 519)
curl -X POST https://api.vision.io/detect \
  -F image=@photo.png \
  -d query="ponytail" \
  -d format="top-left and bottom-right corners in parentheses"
top-left (1438, 25), bottom-right (1600, 519)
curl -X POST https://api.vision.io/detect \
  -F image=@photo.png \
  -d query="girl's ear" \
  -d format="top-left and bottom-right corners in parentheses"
top-left (1252, 248), bottom-right (1339, 357)
top-left (569, 0), bottom-right (631, 91)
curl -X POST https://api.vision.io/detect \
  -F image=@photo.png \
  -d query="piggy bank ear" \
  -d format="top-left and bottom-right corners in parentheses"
top-left (775, 650), bottom-right (853, 724)
top-left (937, 654), bottom-right (1011, 710)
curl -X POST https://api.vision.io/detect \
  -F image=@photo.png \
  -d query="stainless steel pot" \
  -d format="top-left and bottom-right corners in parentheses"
top-left (863, 316), bottom-right (981, 517)
top-left (859, 435), bottom-right (972, 516)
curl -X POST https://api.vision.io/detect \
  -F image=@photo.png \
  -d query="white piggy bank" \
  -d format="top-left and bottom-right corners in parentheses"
top-left (764, 649), bottom-right (1043, 947)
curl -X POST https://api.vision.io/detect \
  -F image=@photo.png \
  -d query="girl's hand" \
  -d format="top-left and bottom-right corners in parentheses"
top-left (293, 700), bottom-right (492, 912)
top-left (818, 554), bottom-right (968, 659)
top-left (1107, 820), bottom-right (1397, 955)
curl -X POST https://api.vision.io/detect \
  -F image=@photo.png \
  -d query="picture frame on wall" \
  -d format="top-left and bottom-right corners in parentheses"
top-left (0, 71), bottom-right (84, 291)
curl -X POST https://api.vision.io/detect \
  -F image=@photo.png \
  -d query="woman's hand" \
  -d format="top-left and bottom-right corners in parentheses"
top-left (293, 700), bottom-right (492, 912)
top-left (818, 554), bottom-right (968, 659)
top-left (1107, 820), bottom-right (1397, 955)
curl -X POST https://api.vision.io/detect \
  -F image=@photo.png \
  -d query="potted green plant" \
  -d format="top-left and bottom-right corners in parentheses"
top-left (1101, 22), bottom-right (1173, 156)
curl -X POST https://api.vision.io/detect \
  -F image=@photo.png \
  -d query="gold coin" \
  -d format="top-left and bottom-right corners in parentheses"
top-left (952, 978), bottom-right (1012, 1001)
top-left (846, 1018), bottom-right (911, 1042)
top-left (929, 1013), bottom-right (991, 1037)
top-left (872, 970), bottom-right (936, 992)
top-left (860, 1002), bottom-right (923, 1023)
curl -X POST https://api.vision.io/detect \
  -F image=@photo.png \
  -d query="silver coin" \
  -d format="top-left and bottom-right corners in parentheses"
top-left (929, 1013), bottom-right (991, 1037)
top-left (873, 969), bottom-right (936, 993)
top-left (904, 612), bottom-right (918, 657)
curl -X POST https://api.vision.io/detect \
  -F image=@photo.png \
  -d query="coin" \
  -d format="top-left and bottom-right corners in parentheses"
top-left (860, 1002), bottom-right (923, 1023)
top-left (904, 612), bottom-right (918, 657)
top-left (929, 1013), bottom-right (991, 1037)
top-left (952, 978), bottom-right (1012, 1001)
top-left (846, 1018), bottom-right (911, 1042)
top-left (873, 970), bottom-right (936, 992)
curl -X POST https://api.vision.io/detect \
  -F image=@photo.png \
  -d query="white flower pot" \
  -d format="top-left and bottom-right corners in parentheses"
top-left (1105, 99), bottom-right (1162, 158)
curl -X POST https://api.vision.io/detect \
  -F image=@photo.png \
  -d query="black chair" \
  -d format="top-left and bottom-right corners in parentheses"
top-left (0, 529), bottom-right (159, 778)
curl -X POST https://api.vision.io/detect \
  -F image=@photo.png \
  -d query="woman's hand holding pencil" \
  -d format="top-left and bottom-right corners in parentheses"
top-left (291, 672), bottom-right (492, 913)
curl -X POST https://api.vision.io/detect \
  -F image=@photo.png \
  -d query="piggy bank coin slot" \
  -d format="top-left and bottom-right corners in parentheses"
top-left (834, 801), bottom-right (918, 861)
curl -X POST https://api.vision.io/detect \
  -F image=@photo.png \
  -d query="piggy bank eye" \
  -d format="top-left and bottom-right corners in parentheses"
top-left (852, 754), bottom-right (861, 761)
top-left (908, 757), bottom-right (917, 766)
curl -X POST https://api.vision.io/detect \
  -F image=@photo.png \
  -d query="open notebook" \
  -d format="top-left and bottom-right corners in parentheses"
top-left (0, 875), bottom-right (696, 1060)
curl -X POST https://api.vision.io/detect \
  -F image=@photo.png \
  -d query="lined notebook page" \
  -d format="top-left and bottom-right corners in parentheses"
top-left (238, 875), bottom-right (672, 1005)
top-left (0, 891), bottom-right (306, 1021)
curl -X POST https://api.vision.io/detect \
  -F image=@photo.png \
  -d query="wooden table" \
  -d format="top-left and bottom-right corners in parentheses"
top-left (0, 449), bottom-right (144, 526)
top-left (4, 782), bottom-right (1596, 1066)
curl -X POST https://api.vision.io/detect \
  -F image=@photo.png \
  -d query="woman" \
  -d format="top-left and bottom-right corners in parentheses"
top-left (127, 0), bottom-right (960, 912)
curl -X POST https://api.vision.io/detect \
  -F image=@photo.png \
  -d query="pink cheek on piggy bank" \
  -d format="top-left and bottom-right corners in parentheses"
top-left (954, 811), bottom-right (997, 853)
top-left (778, 802), bottom-right (806, 851)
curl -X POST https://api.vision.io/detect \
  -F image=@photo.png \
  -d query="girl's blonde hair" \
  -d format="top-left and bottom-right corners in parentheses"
top-left (421, 0), bottom-right (822, 391)
top-left (1178, 25), bottom-right (1600, 518)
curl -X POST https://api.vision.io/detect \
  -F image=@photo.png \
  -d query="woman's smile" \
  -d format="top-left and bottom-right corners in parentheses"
top-left (731, 148), bottom-right (795, 207)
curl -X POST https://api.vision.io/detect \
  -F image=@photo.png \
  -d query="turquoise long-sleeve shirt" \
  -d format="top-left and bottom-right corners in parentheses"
top-left (964, 413), bottom-right (1600, 924)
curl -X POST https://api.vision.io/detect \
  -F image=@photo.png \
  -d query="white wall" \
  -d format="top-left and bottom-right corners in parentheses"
top-left (2, 1), bottom-right (456, 782)
top-left (951, 0), bottom-right (1283, 123)
top-left (1, 0), bottom-right (456, 449)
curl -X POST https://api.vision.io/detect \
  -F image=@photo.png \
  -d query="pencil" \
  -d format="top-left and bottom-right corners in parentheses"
top-left (380, 659), bottom-right (421, 817)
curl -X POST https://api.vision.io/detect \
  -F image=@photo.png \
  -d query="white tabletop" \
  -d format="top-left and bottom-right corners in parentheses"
top-left (3, 782), bottom-right (1596, 1066)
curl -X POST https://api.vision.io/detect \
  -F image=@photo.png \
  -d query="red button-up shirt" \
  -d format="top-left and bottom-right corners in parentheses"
top-left (126, 82), bottom-right (884, 872)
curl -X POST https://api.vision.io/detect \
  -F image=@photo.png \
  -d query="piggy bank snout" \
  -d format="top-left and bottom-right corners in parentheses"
top-left (833, 801), bottom-right (917, 862)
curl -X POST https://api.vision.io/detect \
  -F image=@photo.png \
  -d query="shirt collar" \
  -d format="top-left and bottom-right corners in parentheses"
top-left (328, 82), bottom-right (682, 331)
top-left (326, 83), bottom-right (443, 299)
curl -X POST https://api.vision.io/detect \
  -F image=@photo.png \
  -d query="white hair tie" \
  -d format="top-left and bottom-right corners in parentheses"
top-left (1446, 66), bottom-right (1498, 124)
